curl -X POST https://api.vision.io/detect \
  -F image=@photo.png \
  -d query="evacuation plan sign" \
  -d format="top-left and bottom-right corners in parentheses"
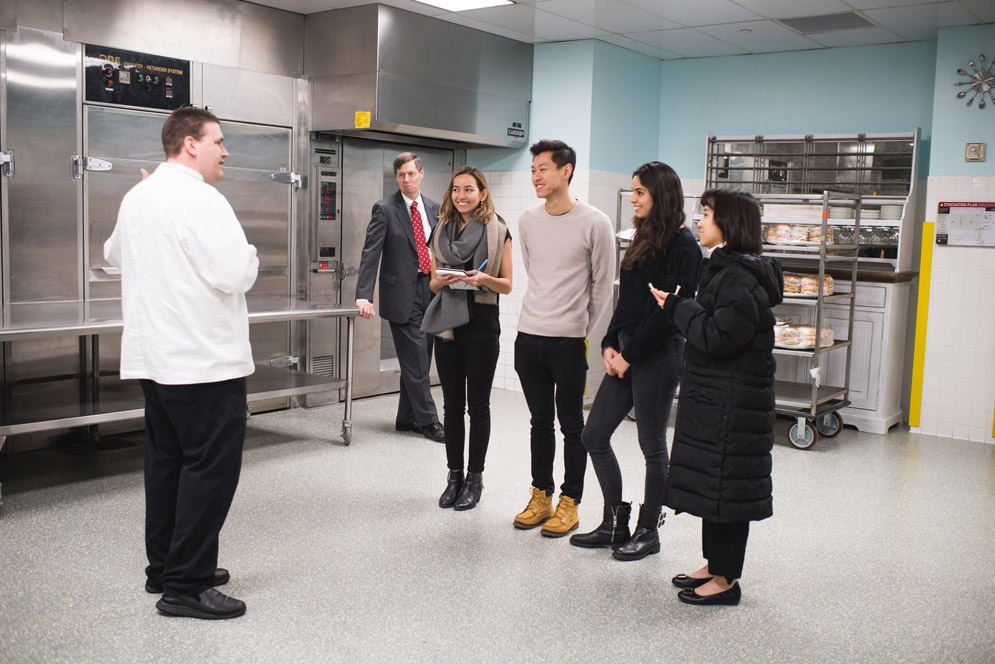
top-left (936, 202), bottom-right (995, 247)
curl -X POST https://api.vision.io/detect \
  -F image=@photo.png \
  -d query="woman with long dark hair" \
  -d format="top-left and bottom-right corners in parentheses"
top-left (651, 188), bottom-right (782, 605)
top-left (570, 162), bottom-right (700, 559)
top-left (421, 167), bottom-right (512, 511)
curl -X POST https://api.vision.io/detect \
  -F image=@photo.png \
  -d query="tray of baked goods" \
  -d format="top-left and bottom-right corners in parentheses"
top-left (774, 325), bottom-right (835, 350)
top-left (782, 273), bottom-right (834, 298)
top-left (763, 223), bottom-right (835, 245)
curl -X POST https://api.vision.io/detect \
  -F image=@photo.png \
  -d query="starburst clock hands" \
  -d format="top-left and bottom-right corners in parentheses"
top-left (955, 54), bottom-right (994, 109)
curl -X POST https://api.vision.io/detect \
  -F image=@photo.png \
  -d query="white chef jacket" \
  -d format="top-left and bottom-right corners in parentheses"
top-left (105, 162), bottom-right (260, 385)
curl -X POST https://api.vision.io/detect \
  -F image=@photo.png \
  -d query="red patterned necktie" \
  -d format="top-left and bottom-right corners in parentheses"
top-left (410, 201), bottom-right (431, 274)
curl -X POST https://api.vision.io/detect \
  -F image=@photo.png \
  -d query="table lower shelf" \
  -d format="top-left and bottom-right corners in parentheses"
top-left (774, 380), bottom-right (848, 413)
top-left (0, 364), bottom-right (345, 437)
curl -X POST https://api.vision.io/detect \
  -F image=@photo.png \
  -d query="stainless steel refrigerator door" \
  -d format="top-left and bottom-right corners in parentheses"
top-left (339, 138), bottom-right (453, 399)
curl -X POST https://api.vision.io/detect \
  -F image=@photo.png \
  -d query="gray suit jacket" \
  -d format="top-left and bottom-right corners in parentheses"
top-left (355, 190), bottom-right (440, 324)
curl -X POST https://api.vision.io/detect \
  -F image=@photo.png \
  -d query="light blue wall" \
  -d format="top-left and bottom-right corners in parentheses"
top-left (590, 41), bottom-right (661, 174)
top-left (658, 42), bottom-right (938, 181)
top-left (929, 25), bottom-right (995, 176)
top-left (467, 41), bottom-right (595, 173)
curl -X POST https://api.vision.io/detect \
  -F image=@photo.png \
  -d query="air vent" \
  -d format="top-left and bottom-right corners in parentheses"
top-left (777, 12), bottom-right (875, 34)
top-left (312, 355), bottom-right (335, 377)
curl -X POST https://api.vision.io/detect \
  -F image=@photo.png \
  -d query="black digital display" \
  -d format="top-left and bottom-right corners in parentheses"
top-left (84, 44), bottom-right (190, 110)
top-left (320, 181), bottom-right (337, 221)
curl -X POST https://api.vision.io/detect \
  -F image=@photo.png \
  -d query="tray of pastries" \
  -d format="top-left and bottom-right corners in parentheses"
top-left (783, 273), bottom-right (834, 297)
top-left (774, 325), bottom-right (835, 349)
top-left (764, 223), bottom-right (835, 245)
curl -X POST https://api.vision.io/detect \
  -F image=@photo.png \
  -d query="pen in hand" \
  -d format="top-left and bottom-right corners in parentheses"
top-left (474, 259), bottom-right (488, 273)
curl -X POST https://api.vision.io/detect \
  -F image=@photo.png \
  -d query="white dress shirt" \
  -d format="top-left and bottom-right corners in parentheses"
top-left (105, 162), bottom-right (260, 384)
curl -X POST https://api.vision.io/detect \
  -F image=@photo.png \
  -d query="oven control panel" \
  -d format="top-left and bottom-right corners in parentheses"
top-left (84, 45), bottom-right (190, 110)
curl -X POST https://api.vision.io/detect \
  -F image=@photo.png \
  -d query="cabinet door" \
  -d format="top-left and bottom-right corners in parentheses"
top-left (822, 306), bottom-right (882, 410)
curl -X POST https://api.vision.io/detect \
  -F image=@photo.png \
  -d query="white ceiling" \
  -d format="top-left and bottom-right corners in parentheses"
top-left (249, 0), bottom-right (993, 59)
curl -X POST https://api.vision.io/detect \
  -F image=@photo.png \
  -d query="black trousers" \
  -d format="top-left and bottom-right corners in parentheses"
top-left (514, 332), bottom-right (588, 501)
top-left (390, 273), bottom-right (439, 428)
top-left (435, 330), bottom-right (500, 474)
top-left (140, 377), bottom-right (247, 596)
top-left (582, 335), bottom-right (684, 516)
top-left (703, 520), bottom-right (750, 581)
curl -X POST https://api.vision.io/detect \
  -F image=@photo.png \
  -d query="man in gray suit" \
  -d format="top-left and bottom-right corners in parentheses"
top-left (355, 152), bottom-right (444, 442)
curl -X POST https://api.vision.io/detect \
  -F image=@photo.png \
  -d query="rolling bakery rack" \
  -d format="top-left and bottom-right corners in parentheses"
top-left (759, 191), bottom-right (861, 449)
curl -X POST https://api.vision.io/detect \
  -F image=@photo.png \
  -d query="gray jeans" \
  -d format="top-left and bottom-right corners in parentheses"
top-left (581, 334), bottom-right (684, 515)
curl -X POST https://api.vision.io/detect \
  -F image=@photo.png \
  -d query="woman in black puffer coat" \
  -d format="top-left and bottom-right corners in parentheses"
top-left (650, 188), bottom-right (783, 607)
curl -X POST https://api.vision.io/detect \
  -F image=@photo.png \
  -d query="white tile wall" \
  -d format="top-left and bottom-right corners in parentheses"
top-left (915, 175), bottom-right (995, 444)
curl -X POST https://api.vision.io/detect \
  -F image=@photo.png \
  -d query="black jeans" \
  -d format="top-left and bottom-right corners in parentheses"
top-left (390, 273), bottom-right (439, 428)
top-left (435, 330), bottom-right (500, 473)
top-left (703, 520), bottom-right (750, 580)
top-left (514, 332), bottom-right (588, 501)
top-left (140, 377), bottom-right (247, 597)
top-left (582, 335), bottom-right (684, 516)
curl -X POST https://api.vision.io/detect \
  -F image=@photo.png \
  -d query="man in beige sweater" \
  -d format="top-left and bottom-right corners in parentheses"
top-left (513, 139), bottom-right (616, 537)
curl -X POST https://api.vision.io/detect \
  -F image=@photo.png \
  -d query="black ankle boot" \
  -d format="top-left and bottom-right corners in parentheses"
top-left (439, 470), bottom-right (464, 508)
top-left (454, 472), bottom-right (483, 511)
top-left (569, 502), bottom-right (631, 548)
top-left (612, 506), bottom-right (664, 561)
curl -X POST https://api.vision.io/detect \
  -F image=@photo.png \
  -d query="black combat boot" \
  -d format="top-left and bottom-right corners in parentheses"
top-left (569, 502), bottom-right (632, 548)
top-left (612, 505), bottom-right (664, 561)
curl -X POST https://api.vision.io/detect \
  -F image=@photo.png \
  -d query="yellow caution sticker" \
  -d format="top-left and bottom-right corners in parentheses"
top-left (355, 112), bottom-right (371, 129)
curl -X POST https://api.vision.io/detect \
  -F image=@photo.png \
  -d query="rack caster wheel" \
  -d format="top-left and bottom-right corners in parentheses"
top-left (815, 412), bottom-right (843, 438)
top-left (788, 420), bottom-right (818, 450)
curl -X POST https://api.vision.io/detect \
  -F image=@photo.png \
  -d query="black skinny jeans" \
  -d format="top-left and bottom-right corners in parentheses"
top-left (581, 334), bottom-right (684, 519)
top-left (435, 328), bottom-right (500, 474)
top-left (514, 332), bottom-right (589, 501)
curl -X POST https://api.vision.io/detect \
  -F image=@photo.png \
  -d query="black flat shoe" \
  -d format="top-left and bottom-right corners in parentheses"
top-left (156, 587), bottom-right (246, 619)
top-left (677, 582), bottom-right (741, 606)
top-left (146, 568), bottom-right (230, 594)
top-left (439, 470), bottom-right (464, 508)
top-left (671, 573), bottom-right (712, 589)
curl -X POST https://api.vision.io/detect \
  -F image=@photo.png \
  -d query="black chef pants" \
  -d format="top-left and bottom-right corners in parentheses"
top-left (703, 520), bottom-right (750, 581)
top-left (140, 377), bottom-right (247, 597)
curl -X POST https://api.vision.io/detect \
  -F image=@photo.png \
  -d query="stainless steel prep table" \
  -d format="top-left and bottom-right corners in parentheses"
top-left (0, 297), bottom-right (358, 446)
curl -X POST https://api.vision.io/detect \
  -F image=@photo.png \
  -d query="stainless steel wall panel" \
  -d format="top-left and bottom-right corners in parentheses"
top-left (8, 0), bottom-right (61, 32)
top-left (64, 0), bottom-right (303, 77)
top-left (202, 64), bottom-right (296, 127)
top-left (308, 75), bottom-right (378, 133)
top-left (303, 6), bottom-right (379, 77)
top-left (3, 28), bottom-right (81, 306)
top-left (1, 2), bottom-right (14, 31)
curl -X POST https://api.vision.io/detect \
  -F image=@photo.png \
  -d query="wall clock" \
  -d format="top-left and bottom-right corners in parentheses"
top-left (956, 54), bottom-right (994, 109)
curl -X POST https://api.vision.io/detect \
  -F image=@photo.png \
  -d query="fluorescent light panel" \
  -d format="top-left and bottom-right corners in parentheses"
top-left (415, 0), bottom-right (512, 11)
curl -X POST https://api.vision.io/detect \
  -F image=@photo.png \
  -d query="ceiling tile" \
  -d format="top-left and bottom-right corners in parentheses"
top-left (533, 10), bottom-right (612, 40)
top-left (627, 27), bottom-right (749, 57)
top-left (864, 2), bottom-right (980, 41)
top-left (436, 12), bottom-right (538, 41)
top-left (459, 3), bottom-right (541, 34)
top-left (598, 34), bottom-right (685, 59)
top-left (377, 0), bottom-right (452, 16)
top-left (960, 0), bottom-right (995, 22)
top-left (538, 0), bottom-right (681, 33)
top-left (806, 26), bottom-right (907, 46)
top-left (623, 0), bottom-right (761, 26)
top-left (730, 0), bottom-right (854, 18)
top-left (697, 20), bottom-right (824, 53)
top-left (843, 0), bottom-right (941, 8)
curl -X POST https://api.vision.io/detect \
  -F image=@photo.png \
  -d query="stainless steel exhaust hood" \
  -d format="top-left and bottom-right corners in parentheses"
top-left (305, 4), bottom-right (532, 148)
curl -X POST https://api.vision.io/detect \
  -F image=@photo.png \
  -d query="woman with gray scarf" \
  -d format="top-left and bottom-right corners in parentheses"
top-left (422, 167), bottom-right (512, 511)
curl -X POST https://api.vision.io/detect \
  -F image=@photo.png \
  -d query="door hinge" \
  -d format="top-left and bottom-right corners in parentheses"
top-left (271, 170), bottom-right (302, 189)
top-left (0, 151), bottom-right (13, 177)
top-left (71, 155), bottom-right (113, 180)
top-left (269, 355), bottom-right (300, 368)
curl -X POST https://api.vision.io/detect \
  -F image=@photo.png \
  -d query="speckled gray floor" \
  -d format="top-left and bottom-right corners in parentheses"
top-left (1, 387), bottom-right (993, 663)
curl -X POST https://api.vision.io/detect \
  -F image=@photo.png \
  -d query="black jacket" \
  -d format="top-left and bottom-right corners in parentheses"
top-left (662, 248), bottom-right (784, 523)
top-left (602, 227), bottom-right (701, 363)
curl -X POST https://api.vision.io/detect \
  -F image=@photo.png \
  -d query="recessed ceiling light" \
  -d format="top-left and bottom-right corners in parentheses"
top-left (739, 28), bottom-right (752, 33)
top-left (415, 0), bottom-right (513, 11)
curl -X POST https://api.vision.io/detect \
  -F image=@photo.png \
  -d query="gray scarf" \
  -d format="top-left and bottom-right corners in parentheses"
top-left (421, 217), bottom-right (489, 340)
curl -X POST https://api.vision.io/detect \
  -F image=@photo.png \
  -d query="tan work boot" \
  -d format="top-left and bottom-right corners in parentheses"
top-left (541, 494), bottom-right (579, 538)
top-left (513, 487), bottom-right (554, 529)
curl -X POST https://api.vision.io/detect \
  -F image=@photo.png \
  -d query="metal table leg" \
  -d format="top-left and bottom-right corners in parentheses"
top-left (341, 315), bottom-right (354, 445)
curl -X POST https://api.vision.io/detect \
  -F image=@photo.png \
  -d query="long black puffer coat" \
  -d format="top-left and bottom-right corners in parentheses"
top-left (662, 247), bottom-right (783, 523)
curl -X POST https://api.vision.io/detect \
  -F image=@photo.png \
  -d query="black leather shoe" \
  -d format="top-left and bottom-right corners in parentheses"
top-left (439, 470), bottom-right (464, 508)
top-left (156, 587), bottom-right (246, 619)
top-left (454, 472), bottom-right (483, 511)
top-left (421, 422), bottom-right (445, 443)
top-left (672, 573), bottom-right (712, 589)
top-left (678, 582), bottom-right (742, 606)
top-left (570, 503), bottom-right (631, 548)
top-left (145, 568), bottom-right (230, 594)
top-left (613, 506), bottom-right (663, 561)
top-left (396, 421), bottom-right (418, 432)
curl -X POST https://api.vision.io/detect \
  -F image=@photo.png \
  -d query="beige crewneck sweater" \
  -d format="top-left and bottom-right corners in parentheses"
top-left (518, 199), bottom-right (616, 339)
